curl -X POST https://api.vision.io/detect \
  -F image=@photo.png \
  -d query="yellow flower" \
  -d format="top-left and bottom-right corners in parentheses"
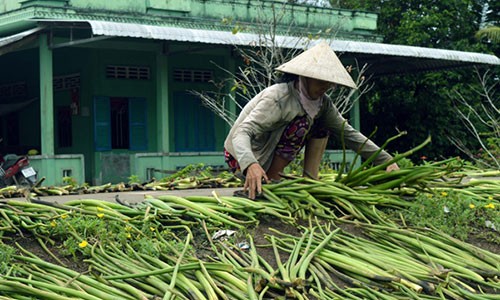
top-left (441, 192), bottom-right (448, 197)
top-left (61, 214), bottom-right (68, 219)
top-left (469, 204), bottom-right (475, 209)
top-left (488, 196), bottom-right (493, 201)
top-left (79, 240), bottom-right (88, 248)
top-left (97, 207), bottom-right (104, 211)
top-left (97, 213), bottom-right (104, 218)
top-left (484, 203), bottom-right (495, 209)
top-left (150, 227), bottom-right (156, 232)
top-left (127, 233), bottom-right (132, 239)
top-left (50, 220), bottom-right (57, 227)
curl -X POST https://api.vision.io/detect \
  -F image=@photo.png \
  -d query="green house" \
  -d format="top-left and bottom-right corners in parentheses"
top-left (0, 0), bottom-right (498, 185)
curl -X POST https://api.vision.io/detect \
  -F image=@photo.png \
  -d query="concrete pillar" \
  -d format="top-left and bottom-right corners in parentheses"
top-left (39, 33), bottom-right (54, 155)
top-left (350, 99), bottom-right (360, 130)
top-left (156, 46), bottom-right (169, 152)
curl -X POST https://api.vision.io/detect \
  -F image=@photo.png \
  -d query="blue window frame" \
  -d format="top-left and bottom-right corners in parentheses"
top-left (93, 96), bottom-right (147, 151)
top-left (173, 91), bottom-right (215, 152)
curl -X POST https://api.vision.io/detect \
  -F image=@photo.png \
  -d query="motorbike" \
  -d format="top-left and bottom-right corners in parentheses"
top-left (0, 139), bottom-right (38, 188)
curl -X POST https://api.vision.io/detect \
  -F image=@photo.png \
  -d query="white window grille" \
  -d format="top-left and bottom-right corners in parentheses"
top-left (0, 82), bottom-right (27, 99)
top-left (53, 73), bottom-right (81, 91)
top-left (173, 69), bottom-right (213, 83)
top-left (106, 65), bottom-right (150, 80)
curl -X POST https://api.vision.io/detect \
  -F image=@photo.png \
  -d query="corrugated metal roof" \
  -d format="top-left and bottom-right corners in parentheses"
top-left (12, 20), bottom-right (497, 76)
top-left (329, 40), bottom-right (500, 76)
top-left (0, 26), bottom-right (45, 56)
top-left (88, 20), bottom-right (281, 46)
top-left (331, 40), bottom-right (500, 65)
top-left (85, 20), bottom-right (500, 75)
top-left (0, 26), bottom-right (44, 47)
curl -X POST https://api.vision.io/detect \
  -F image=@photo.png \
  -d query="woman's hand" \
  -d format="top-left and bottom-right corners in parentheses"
top-left (386, 163), bottom-right (400, 172)
top-left (244, 163), bottom-right (269, 199)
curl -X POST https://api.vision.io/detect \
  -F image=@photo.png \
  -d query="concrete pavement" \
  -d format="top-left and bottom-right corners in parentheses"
top-left (10, 187), bottom-right (242, 204)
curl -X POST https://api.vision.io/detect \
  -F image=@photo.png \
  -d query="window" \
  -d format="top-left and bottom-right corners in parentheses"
top-left (54, 73), bottom-right (81, 91)
top-left (173, 69), bottom-right (213, 83)
top-left (106, 65), bottom-right (150, 80)
top-left (0, 82), bottom-right (27, 99)
top-left (93, 97), bottom-right (147, 151)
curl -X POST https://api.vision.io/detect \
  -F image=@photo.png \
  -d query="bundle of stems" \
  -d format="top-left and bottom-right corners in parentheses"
top-left (338, 133), bottom-right (430, 186)
top-left (270, 225), bottom-right (424, 293)
top-left (5, 245), bottom-right (149, 300)
top-left (361, 223), bottom-right (500, 294)
top-left (264, 176), bottom-right (415, 224)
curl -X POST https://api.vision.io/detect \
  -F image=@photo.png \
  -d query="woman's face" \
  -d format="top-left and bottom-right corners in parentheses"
top-left (305, 77), bottom-right (336, 99)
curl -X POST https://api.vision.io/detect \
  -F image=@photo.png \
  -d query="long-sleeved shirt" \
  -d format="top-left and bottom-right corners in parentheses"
top-left (224, 81), bottom-right (392, 172)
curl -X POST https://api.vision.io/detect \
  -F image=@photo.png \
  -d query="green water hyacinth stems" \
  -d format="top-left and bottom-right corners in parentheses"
top-left (156, 195), bottom-right (247, 229)
top-left (6, 255), bottom-right (142, 300)
top-left (340, 135), bottom-right (432, 187)
top-left (1, 163), bottom-right (499, 300)
top-left (163, 232), bottom-right (192, 300)
top-left (337, 130), bottom-right (407, 183)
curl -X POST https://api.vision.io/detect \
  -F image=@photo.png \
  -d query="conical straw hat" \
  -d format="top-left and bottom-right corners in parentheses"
top-left (276, 41), bottom-right (357, 88)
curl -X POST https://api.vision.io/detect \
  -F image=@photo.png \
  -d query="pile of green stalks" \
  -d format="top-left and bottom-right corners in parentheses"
top-left (0, 171), bottom-right (498, 299)
top-left (0, 136), bottom-right (498, 299)
top-left (0, 166), bottom-right (242, 198)
top-left (262, 159), bottom-right (498, 226)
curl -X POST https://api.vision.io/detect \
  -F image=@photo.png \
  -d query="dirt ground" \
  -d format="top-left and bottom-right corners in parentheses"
top-left (9, 187), bottom-right (242, 204)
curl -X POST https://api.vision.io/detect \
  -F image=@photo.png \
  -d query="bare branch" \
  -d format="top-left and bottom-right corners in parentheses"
top-left (447, 67), bottom-right (499, 168)
top-left (191, 2), bottom-right (372, 132)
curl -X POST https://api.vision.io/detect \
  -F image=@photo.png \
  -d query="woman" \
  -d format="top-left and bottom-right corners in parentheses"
top-left (224, 42), bottom-right (399, 199)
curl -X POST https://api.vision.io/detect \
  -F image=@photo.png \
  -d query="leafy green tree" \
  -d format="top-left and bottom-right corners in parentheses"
top-left (333, 0), bottom-right (498, 162)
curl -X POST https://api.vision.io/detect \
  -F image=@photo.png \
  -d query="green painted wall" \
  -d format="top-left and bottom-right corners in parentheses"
top-left (1, 0), bottom-right (378, 40)
top-left (189, 0), bottom-right (377, 33)
top-left (52, 47), bottom-right (92, 182)
top-left (148, 0), bottom-right (191, 13)
top-left (132, 153), bottom-right (225, 182)
top-left (0, 1), bottom-right (22, 13)
top-left (70, 0), bottom-right (145, 12)
top-left (30, 154), bottom-right (85, 186)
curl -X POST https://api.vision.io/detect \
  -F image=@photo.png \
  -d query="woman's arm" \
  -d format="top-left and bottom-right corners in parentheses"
top-left (321, 100), bottom-right (393, 165)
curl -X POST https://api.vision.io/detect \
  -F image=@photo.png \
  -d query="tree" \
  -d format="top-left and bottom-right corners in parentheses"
top-left (192, 2), bottom-right (371, 126)
top-left (448, 68), bottom-right (499, 168)
top-left (339, 0), bottom-right (499, 162)
top-left (451, 17), bottom-right (499, 168)
top-left (309, 0), bottom-right (499, 164)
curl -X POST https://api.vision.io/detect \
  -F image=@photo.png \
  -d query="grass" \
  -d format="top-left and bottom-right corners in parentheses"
top-left (389, 190), bottom-right (499, 244)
